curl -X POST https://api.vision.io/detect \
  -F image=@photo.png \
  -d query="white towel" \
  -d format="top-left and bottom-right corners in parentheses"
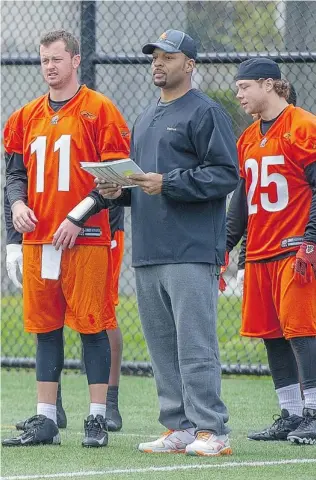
top-left (41, 245), bottom-right (62, 280)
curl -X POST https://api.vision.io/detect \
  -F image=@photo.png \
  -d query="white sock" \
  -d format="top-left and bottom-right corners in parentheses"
top-left (303, 387), bottom-right (316, 410)
top-left (89, 403), bottom-right (106, 419)
top-left (37, 403), bottom-right (57, 424)
top-left (276, 383), bottom-right (303, 416)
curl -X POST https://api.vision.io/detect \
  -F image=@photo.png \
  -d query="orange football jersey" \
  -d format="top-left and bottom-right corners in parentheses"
top-left (4, 85), bottom-right (130, 245)
top-left (238, 105), bottom-right (316, 261)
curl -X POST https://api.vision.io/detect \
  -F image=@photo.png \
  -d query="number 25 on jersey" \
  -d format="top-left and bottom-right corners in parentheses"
top-left (245, 155), bottom-right (289, 214)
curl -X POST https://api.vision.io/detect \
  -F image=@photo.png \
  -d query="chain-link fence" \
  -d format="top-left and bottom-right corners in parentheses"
top-left (2, 1), bottom-right (316, 375)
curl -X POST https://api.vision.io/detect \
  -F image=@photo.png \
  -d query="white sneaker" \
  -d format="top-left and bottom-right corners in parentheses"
top-left (138, 428), bottom-right (195, 453)
top-left (185, 431), bottom-right (232, 456)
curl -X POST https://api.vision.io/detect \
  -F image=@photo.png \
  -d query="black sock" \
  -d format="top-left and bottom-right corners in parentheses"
top-left (57, 379), bottom-right (62, 405)
top-left (107, 386), bottom-right (119, 405)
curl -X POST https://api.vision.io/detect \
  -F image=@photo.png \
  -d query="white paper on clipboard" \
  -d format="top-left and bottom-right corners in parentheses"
top-left (80, 158), bottom-right (145, 188)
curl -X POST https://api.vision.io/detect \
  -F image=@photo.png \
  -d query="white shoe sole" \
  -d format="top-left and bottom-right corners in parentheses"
top-left (186, 446), bottom-right (233, 457)
top-left (139, 447), bottom-right (186, 454)
top-left (288, 436), bottom-right (316, 445)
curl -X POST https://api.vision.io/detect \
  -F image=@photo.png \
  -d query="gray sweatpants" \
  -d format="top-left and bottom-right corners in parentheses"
top-left (135, 263), bottom-right (230, 435)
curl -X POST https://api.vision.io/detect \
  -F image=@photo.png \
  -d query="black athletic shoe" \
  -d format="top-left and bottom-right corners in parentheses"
top-left (16, 408), bottom-right (67, 431)
top-left (106, 402), bottom-right (123, 432)
top-left (3, 415), bottom-right (60, 447)
top-left (248, 409), bottom-right (303, 441)
top-left (287, 407), bottom-right (316, 445)
top-left (82, 414), bottom-right (108, 448)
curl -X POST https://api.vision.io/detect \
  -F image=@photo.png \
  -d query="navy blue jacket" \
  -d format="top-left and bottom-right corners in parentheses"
top-left (118, 89), bottom-right (239, 267)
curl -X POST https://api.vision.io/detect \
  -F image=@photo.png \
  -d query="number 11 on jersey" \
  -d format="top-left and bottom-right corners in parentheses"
top-left (31, 135), bottom-right (71, 192)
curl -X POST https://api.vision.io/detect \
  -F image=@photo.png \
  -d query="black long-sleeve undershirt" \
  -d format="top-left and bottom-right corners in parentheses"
top-left (226, 178), bottom-right (248, 254)
top-left (4, 185), bottom-right (22, 245)
top-left (5, 151), bottom-right (27, 208)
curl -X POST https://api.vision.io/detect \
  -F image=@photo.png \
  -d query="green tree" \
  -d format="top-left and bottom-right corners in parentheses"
top-left (187, 1), bottom-right (283, 52)
top-left (207, 89), bottom-right (251, 138)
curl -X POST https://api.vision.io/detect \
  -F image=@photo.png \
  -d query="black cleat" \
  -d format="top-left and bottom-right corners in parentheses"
top-left (82, 414), bottom-right (108, 448)
top-left (15, 408), bottom-right (67, 431)
top-left (3, 415), bottom-right (60, 447)
top-left (287, 407), bottom-right (316, 445)
top-left (106, 402), bottom-right (122, 432)
top-left (248, 409), bottom-right (302, 441)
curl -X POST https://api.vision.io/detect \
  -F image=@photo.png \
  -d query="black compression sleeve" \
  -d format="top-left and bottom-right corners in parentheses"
top-left (4, 186), bottom-right (22, 245)
top-left (226, 177), bottom-right (248, 252)
top-left (304, 162), bottom-right (316, 243)
top-left (5, 151), bottom-right (27, 207)
top-left (88, 188), bottom-right (111, 211)
top-left (264, 338), bottom-right (299, 389)
top-left (36, 328), bottom-right (64, 382)
top-left (290, 337), bottom-right (316, 390)
top-left (238, 231), bottom-right (247, 269)
top-left (112, 188), bottom-right (132, 207)
top-left (80, 331), bottom-right (111, 384)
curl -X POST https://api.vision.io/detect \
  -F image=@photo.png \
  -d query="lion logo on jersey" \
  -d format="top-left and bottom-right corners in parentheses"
top-left (306, 244), bottom-right (315, 254)
top-left (120, 129), bottom-right (129, 138)
top-left (80, 111), bottom-right (97, 121)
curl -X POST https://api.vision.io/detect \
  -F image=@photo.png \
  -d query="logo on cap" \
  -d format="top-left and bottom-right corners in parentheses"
top-left (159, 32), bottom-right (167, 41)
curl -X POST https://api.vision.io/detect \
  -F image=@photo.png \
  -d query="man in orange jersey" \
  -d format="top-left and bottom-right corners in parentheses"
top-left (2, 30), bottom-right (130, 448)
top-left (4, 190), bottom-right (126, 433)
top-left (227, 58), bottom-right (316, 444)
top-left (3, 109), bottom-right (67, 432)
top-left (224, 83), bottom-right (298, 295)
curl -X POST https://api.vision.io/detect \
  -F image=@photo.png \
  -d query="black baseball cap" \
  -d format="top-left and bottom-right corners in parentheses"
top-left (235, 58), bottom-right (281, 81)
top-left (142, 29), bottom-right (197, 60)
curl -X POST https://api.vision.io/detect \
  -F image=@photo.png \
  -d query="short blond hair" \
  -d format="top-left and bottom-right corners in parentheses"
top-left (40, 30), bottom-right (80, 57)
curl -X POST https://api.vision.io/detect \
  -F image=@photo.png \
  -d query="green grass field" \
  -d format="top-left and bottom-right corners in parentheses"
top-left (1, 371), bottom-right (316, 480)
top-left (1, 294), bottom-right (267, 366)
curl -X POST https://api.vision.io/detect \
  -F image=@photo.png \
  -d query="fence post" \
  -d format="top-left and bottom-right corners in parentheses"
top-left (80, 0), bottom-right (96, 90)
top-left (80, 0), bottom-right (96, 374)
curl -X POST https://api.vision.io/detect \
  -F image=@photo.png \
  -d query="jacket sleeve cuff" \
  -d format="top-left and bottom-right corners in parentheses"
top-left (161, 173), bottom-right (169, 195)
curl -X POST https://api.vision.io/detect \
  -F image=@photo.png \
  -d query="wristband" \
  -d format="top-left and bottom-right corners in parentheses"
top-left (67, 197), bottom-right (96, 227)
